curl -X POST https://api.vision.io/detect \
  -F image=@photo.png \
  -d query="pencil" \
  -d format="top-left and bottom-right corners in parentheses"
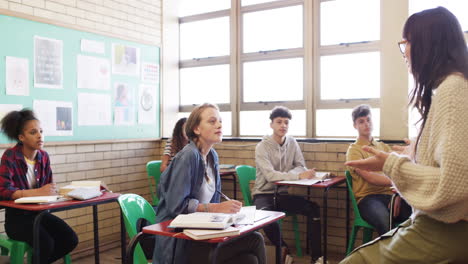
top-left (216, 190), bottom-right (231, 201)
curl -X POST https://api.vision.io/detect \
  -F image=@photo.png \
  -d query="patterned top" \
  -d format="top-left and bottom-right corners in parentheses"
top-left (0, 143), bottom-right (53, 200)
top-left (163, 138), bottom-right (174, 160)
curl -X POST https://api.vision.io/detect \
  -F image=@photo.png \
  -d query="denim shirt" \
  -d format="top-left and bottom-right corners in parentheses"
top-left (153, 141), bottom-right (221, 264)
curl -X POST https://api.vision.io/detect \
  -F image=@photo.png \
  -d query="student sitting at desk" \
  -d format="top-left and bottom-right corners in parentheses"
top-left (153, 103), bottom-right (266, 264)
top-left (0, 109), bottom-right (78, 264)
top-left (160, 117), bottom-right (188, 172)
top-left (252, 106), bottom-right (322, 262)
top-left (346, 104), bottom-right (411, 235)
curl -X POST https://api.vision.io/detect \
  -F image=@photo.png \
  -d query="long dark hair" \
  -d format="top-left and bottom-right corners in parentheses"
top-left (171, 117), bottom-right (188, 154)
top-left (403, 7), bottom-right (468, 152)
top-left (0, 109), bottom-right (38, 142)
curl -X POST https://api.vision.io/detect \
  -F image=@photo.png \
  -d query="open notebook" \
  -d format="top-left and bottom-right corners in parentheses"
top-left (169, 206), bottom-right (257, 229)
top-left (14, 195), bottom-right (70, 204)
top-left (277, 171), bottom-right (335, 185)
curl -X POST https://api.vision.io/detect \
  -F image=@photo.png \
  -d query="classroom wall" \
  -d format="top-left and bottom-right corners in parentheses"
top-left (0, 0), bottom-right (163, 258)
top-left (0, 0), bottom-right (161, 45)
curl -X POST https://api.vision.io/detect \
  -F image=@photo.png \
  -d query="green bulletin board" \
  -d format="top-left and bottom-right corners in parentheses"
top-left (0, 14), bottom-right (160, 144)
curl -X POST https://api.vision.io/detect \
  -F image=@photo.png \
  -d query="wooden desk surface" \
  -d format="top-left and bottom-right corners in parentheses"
top-left (274, 176), bottom-right (345, 189)
top-left (0, 192), bottom-right (120, 211)
top-left (142, 210), bottom-right (285, 243)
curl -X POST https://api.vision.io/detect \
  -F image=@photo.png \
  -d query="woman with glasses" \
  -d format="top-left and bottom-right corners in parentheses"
top-left (341, 6), bottom-right (468, 263)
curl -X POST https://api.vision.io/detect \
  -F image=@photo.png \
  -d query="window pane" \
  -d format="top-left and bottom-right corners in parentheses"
top-left (240, 110), bottom-right (306, 136)
top-left (320, 52), bottom-right (380, 100)
top-left (178, 111), bottom-right (232, 136)
top-left (243, 5), bottom-right (303, 53)
top-left (409, 0), bottom-right (468, 31)
top-left (316, 108), bottom-right (380, 137)
top-left (320, 0), bottom-right (380, 46)
top-left (242, 0), bottom-right (282, 6)
top-left (179, 0), bottom-right (230, 17)
top-left (243, 58), bottom-right (303, 102)
top-left (180, 17), bottom-right (230, 60)
top-left (180, 65), bottom-right (229, 105)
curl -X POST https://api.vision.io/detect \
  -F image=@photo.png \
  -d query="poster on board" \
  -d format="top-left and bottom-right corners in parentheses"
top-left (112, 43), bottom-right (140, 76)
top-left (5, 56), bottom-right (29, 96)
top-left (138, 84), bottom-right (156, 124)
top-left (34, 36), bottom-right (63, 89)
top-left (33, 100), bottom-right (73, 136)
top-left (77, 55), bottom-right (110, 90)
top-left (114, 82), bottom-right (135, 125)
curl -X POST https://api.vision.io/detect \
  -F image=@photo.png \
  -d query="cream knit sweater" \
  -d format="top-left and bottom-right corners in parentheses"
top-left (383, 74), bottom-right (468, 223)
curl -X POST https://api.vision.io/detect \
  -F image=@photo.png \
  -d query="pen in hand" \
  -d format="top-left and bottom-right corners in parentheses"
top-left (216, 190), bottom-right (231, 201)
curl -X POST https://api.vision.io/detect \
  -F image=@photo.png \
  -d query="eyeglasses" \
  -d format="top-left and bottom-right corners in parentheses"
top-left (398, 40), bottom-right (408, 54)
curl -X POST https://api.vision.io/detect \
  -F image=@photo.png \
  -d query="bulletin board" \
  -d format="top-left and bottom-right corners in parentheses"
top-left (0, 14), bottom-right (160, 144)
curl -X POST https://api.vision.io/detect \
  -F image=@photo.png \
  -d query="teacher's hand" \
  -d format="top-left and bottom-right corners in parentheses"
top-left (345, 146), bottom-right (389, 171)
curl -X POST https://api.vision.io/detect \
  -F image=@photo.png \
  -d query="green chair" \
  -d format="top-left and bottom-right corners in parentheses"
top-left (0, 233), bottom-right (71, 264)
top-left (235, 165), bottom-right (303, 257)
top-left (146, 160), bottom-right (162, 207)
top-left (118, 194), bottom-right (156, 264)
top-left (345, 170), bottom-right (376, 255)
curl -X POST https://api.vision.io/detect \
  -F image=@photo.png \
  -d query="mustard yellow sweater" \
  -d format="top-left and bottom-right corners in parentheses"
top-left (383, 74), bottom-right (468, 223)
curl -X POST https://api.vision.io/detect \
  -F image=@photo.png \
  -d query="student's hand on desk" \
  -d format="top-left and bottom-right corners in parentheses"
top-left (299, 169), bottom-right (316, 179)
top-left (345, 146), bottom-right (389, 171)
top-left (38, 183), bottom-right (58, 196)
top-left (211, 200), bottom-right (242, 214)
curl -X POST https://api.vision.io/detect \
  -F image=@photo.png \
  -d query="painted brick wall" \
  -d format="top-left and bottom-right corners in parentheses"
top-left (0, 0), bottom-right (161, 44)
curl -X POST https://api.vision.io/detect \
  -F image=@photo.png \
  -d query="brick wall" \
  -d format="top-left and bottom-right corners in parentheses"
top-left (0, 0), bottom-right (161, 44)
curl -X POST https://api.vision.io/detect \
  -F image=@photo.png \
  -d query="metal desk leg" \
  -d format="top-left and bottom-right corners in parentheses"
top-left (322, 187), bottom-right (331, 264)
top-left (121, 211), bottom-right (126, 264)
top-left (125, 232), bottom-right (145, 264)
top-left (93, 205), bottom-right (100, 264)
top-left (33, 211), bottom-right (48, 264)
top-left (346, 186), bottom-right (350, 252)
top-left (232, 174), bottom-right (237, 200)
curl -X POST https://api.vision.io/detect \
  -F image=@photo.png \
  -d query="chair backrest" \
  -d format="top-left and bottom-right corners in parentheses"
top-left (235, 165), bottom-right (256, 206)
top-left (118, 194), bottom-right (156, 264)
top-left (345, 170), bottom-right (364, 221)
top-left (146, 160), bottom-right (162, 206)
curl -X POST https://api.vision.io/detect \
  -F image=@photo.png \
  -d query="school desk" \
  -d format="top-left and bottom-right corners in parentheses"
top-left (0, 192), bottom-right (124, 264)
top-left (220, 166), bottom-right (238, 200)
top-left (274, 176), bottom-right (349, 263)
top-left (125, 210), bottom-right (285, 264)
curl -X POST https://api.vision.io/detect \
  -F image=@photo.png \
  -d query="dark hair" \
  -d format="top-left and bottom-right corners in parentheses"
top-left (269, 106), bottom-right (292, 121)
top-left (0, 109), bottom-right (38, 142)
top-left (185, 103), bottom-right (219, 142)
top-left (403, 7), bottom-right (468, 149)
top-left (171, 117), bottom-right (188, 154)
top-left (351, 104), bottom-right (371, 123)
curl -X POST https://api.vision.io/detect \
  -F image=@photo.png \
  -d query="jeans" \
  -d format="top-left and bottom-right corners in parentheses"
top-left (253, 193), bottom-right (322, 261)
top-left (188, 231), bottom-right (266, 264)
top-left (358, 194), bottom-right (412, 235)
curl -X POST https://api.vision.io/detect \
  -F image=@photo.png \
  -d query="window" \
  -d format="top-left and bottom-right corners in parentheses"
top-left (317, 0), bottom-right (381, 137)
top-left (175, 0), bottom-right (409, 139)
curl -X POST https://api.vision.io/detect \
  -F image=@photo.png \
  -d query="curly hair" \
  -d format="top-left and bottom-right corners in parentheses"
top-left (0, 109), bottom-right (38, 142)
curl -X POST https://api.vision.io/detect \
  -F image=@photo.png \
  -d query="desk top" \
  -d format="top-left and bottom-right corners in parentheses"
top-left (274, 176), bottom-right (345, 188)
top-left (142, 210), bottom-right (285, 243)
top-left (220, 168), bottom-right (236, 176)
top-left (0, 192), bottom-right (120, 211)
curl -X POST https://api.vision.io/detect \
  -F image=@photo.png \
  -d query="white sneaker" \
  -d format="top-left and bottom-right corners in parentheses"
top-left (285, 254), bottom-right (293, 264)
